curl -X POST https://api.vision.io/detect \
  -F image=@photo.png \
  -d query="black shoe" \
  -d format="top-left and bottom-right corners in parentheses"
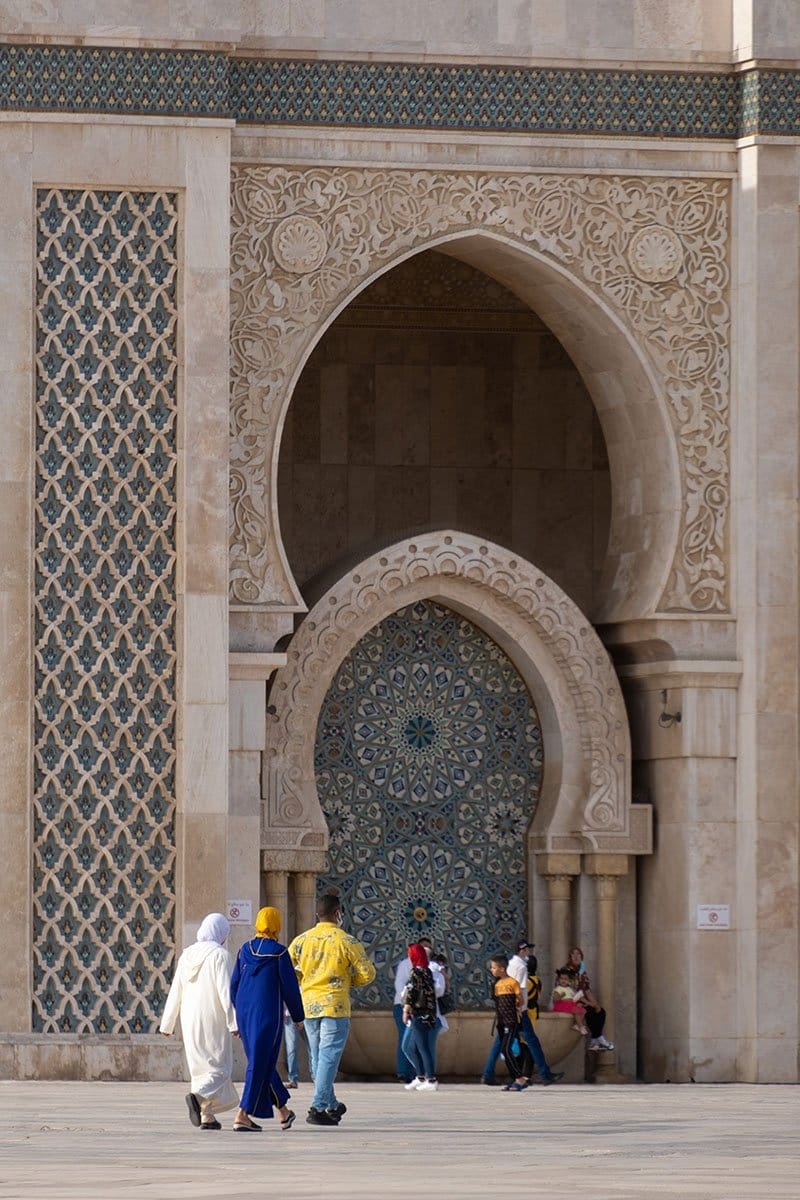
top-left (481, 1077), bottom-right (499, 1086)
top-left (200, 1118), bottom-right (221, 1130)
top-left (306, 1107), bottom-right (340, 1126)
top-left (185, 1093), bottom-right (201, 1127)
top-left (327, 1101), bottom-right (347, 1119)
top-left (542, 1072), bottom-right (565, 1086)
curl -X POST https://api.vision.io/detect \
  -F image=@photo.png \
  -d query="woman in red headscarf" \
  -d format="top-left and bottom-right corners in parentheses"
top-left (401, 942), bottom-right (441, 1091)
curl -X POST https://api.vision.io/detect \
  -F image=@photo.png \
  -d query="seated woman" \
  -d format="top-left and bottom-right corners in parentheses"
top-left (559, 945), bottom-right (615, 1052)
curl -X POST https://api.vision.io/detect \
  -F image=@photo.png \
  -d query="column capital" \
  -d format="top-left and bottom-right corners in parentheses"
top-left (536, 852), bottom-right (582, 877)
top-left (583, 853), bottom-right (629, 878)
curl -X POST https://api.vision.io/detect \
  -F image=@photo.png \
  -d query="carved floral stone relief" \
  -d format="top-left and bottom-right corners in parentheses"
top-left (230, 166), bottom-right (730, 613)
top-left (264, 533), bottom-right (648, 855)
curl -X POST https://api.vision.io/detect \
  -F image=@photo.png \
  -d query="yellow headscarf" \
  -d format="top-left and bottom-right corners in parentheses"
top-left (255, 906), bottom-right (282, 938)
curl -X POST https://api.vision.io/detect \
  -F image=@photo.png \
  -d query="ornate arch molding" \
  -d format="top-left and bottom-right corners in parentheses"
top-left (231, 165), bottom-right (730, 617)
top-left (262, 533), bottom-right (652, 860)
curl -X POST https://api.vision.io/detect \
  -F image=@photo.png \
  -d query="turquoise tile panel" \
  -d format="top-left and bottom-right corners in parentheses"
top-left (314, 599), bottom-right (543, 1011)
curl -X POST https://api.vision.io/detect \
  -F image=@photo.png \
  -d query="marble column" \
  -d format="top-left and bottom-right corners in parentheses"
top-left (584, 854), bottom-right (629, 1082)
top-left (264, 869), bottom-right (290, 920)
top-left (293, 871), bottom-right (318, 939)
top-left (537, 853), bottom-right (581, 972)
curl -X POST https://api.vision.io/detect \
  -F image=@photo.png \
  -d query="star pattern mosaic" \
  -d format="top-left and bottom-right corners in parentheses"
top-left (315, 600), bottom-right (543, 1010)
top-left (33, 188), bottom-right (178, 1033)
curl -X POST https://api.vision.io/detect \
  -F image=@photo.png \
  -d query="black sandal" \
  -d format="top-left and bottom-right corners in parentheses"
top-left (185, 1093), bottom-right (201, 1127)
top-left (200, 1118), bottom-right (221, 1130)
top-left (234, 1119), bottom-right (262, 1132)
top-left (280, 1109), bottom-right (296, 1131)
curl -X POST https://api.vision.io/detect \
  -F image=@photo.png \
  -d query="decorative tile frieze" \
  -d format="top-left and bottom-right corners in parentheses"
top-left (33, 188), bottom-right (179, 1034)
top-left (231, 58), bottom-right (742, 138)
top-left (315, 598), bottom-right (543, 1009)
top-left (1, 45), bottom-right (800, 137)
top-left (0, 44), bottom-right (228, 118)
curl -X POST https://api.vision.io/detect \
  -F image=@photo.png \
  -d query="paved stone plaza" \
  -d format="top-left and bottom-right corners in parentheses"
top-left (0, 1081), bottom-right (797, 1199)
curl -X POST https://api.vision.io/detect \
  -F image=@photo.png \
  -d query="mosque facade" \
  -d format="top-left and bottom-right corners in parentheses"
top-left (0, 1), bottom-right (798, 1084)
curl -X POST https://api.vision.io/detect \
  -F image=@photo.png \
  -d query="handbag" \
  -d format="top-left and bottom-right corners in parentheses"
top-left (438, 988), bottom-right (456, 1015)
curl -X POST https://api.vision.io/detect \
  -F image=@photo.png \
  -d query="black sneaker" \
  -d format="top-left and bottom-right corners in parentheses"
top-left (327, 1101), bottom-right (347, 1119)
top-left (542, 1072), bottom-right (565, 1086)
top-left (306, 1107), bottom-right (340, 1126)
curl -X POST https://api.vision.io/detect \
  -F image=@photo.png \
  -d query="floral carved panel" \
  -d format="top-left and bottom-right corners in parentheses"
top-left (230, 166), bottom-right (730, 613)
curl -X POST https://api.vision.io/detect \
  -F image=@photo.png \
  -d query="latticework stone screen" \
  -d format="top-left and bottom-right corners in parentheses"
top-left (33, 189), bottom-right (178, 1033)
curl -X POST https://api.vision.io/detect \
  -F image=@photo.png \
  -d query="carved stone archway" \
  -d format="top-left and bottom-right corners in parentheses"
top-left (262, 532), bottom-right (652, 861)
top-left (231, 166), bottom-right (730, 619)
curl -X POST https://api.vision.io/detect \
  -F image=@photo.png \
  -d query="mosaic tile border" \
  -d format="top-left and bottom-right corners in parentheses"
top-left (1, 45), bottom-right (800, 137)
top-left (0, 44), bottom-right (229, 118)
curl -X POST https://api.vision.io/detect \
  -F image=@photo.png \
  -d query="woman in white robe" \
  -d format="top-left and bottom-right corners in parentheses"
top-left (160, 912), bottom-right (239, 1128)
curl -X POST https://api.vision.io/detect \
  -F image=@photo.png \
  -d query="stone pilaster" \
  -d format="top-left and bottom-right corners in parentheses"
top-left (584, 854), bottom-right (629, 1082)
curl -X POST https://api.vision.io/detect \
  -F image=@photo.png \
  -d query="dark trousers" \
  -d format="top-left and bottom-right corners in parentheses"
top-left (499, 1024), bottom-right (532, 1080)
top-left (483, 1011), bottom-right (553, 1081)
top-left (585, 1006), bottom-right (607, 1039)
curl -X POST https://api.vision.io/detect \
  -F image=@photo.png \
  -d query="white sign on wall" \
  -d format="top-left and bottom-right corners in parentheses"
top-left (227, 899), bottom-right (253, 926)
top-left (697, 904), bottom-right (730, 930)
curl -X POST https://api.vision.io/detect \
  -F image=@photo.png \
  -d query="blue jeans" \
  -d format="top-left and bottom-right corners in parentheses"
top-left (401, 1019), bottom-right (438, 1079)
top-left (483, 1012), bottom-right (552, 1081)
top-left (304, 1016), bottom-right (350, 1112)
top-left (393, 1004), bottom-right (415, 1079)
top-left (284, 1017), bottom-right (308, 1083)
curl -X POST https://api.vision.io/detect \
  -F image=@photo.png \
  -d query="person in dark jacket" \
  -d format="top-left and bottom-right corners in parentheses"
top-left (230, 906), bottom-right (305, 1132)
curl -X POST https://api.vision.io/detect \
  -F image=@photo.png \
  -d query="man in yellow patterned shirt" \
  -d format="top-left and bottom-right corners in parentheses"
top-left (289, 894), bottom-right (375, 1126)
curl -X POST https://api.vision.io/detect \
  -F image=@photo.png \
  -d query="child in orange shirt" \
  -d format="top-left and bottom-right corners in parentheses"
top-left (490, 954), bottom-right (531, 1091)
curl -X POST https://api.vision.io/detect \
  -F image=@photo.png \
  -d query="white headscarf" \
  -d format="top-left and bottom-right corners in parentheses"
top-left (196, 912), bottom-right (230, 945)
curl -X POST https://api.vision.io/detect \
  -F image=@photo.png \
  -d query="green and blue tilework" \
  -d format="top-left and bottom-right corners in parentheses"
top-left (33, 188), bottom-right (178, 1034)
top-left (315, 599), bottom-right (543, 1010)
top-left (0, 44), bottom-right (228, 117)
top-left (2, 43), bottom-right (800, 136)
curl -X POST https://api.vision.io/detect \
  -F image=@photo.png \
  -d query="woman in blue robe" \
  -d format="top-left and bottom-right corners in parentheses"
top-left (230, 906), bottom-right (305, 1131)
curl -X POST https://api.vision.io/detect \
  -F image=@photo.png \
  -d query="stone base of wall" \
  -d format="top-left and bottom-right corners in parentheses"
top-left (0, 1036), bottom-right (187, 1082)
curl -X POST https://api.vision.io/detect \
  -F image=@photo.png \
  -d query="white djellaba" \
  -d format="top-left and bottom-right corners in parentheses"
top-left (160, 913), bottom-right (240, 1121)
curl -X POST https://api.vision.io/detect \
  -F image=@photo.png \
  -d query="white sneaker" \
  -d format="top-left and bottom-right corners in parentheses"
top-left (417, 1079), bottom-right (439, 1091)
top-left (587, 1038), bottom-right (601, 1051)
top-left (404, 1078), bottom-right (423, 1090)
top-left (598, 1037), bottom-right (615, 1051)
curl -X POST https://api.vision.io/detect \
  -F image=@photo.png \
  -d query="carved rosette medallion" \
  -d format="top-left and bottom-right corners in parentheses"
top-left (272, 214), bottom-right (328, 274)
top-left (230, 167), bottom-right (730, 613)
top-left (627, 225), bottom-right (684, 282)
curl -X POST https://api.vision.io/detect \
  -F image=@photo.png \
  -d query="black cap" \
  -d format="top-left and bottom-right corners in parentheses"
top-left (517, 939), bottom-right (534, 951)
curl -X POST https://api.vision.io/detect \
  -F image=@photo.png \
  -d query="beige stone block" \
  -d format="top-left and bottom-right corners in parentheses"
top-left (755, 607), bottom-right (798, 714)
top-left (0, 371), bottom-right (33, 483)
top-left (0, 810), bottom-right (30, 1029)
top-left (687, 1038), bottom-right (738, 1083)
top-left (688, 821), bottom-right (735, 908)
top-left (638, 824), bottom-right (689, 932)
top-left (185, 137), bottom-right (231, 273)
top-left (180, 812), bottom-right (228, 923)
top-left (229, 680), bottom-right (266, 751)
top-left (229, 751), bottom-right (263, 816)
top-left (182, 593), bottom-right (227, 705)
top-left (0, 591), bottom-right (29, 696)
top-left (181, 703), bottom-right (228, 815)
top-left (753, 928), bottom-right (798, 1039)
top-left (14, 1043), bottom-right (82, 1081)
top-left (639, 930), bottom-right (690, 1039)
top-left (183, 472), bottom-right (228, 595)
top-left (226, 814), bottom-right (262, 908)
top-left (0, 701), bottom-right (30, 816)
top-left (753, 1037), bottom-right (800, 1084)
top-left (182, 371), bottom-right (229, 458)
top-left (754, 712), bottom-right (798, 822)
top-left (0, 139), bottom-right (33, 265)
top-left (688, 931), bottom-right (735, 1040)
top-left (0, 1042), bottom-right (14, 1078)
top-left (755, 824), bottom-right (798, 929)
top-left (184, 268), bottom-right (229, 376)
top-left (0, 264), bottom-right (33, 374)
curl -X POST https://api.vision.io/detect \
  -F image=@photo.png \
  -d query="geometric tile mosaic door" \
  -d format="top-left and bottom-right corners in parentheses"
top-left (33, 189), bottom-right (178, 1032)
top-left (315, 600), bottom-right (543, 1010)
